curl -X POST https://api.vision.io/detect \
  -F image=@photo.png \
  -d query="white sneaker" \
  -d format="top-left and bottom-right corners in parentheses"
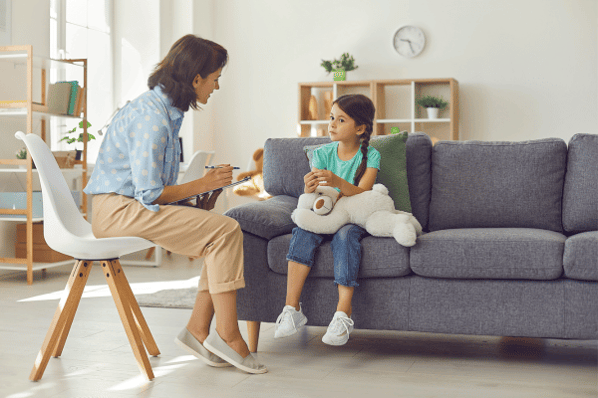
top-left (274, 304), bottom-right (308, 338)
top-left (322, 311), bottom-right (354, 346)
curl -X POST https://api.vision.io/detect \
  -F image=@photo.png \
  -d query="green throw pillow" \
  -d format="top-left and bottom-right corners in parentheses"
top-left (370, 131), bottom-right (411, 213)
top-left (303, 131), bottom-right (411, 212)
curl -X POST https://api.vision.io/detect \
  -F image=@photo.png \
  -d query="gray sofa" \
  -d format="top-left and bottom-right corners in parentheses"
top-left (224, 133), bottom-right (597, 349)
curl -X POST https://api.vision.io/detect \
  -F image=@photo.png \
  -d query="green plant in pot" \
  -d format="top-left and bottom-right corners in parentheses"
top-left (321, 53), bottom-right (358, 81)
top-left (416, 95), bottom-right (449, 119)
top-left (15, 147), bottom-right (35, 168)
top-left (60, 120), bottom-right (94, 160)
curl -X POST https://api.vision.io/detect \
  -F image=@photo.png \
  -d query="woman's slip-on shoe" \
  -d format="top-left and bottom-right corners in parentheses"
top-left (174, 328), bottom-right (232, 367)
top-left (203, 331), bottom-right (268, 374)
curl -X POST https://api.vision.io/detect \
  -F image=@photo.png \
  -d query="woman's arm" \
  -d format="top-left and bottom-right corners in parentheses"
top-left (152, 165), bottom-right (234, 205)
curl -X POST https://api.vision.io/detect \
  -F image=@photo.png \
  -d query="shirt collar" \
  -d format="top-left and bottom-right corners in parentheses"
top-left (152, 85), bottom-right (184, 121)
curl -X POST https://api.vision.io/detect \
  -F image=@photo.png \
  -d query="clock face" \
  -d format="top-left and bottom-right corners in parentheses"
top-left (393, 26), bottom-right (426, 58)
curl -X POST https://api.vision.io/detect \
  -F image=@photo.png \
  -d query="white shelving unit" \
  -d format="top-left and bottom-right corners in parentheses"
top-left (0, 45), bottom-right (88, 284)
top-left (298, 78), bottom-right (459, 142)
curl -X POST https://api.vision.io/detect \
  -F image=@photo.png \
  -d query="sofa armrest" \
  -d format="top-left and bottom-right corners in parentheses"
top-left (224, 195), bottom-right (298, 240)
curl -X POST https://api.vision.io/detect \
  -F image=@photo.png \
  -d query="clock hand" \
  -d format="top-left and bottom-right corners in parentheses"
top-left (400, 39), bottom-right (415, 53)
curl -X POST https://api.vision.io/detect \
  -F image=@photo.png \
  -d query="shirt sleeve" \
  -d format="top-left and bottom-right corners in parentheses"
top-left (367, 147), bottom-right (381, 170)
top-left (124, 113), bottom-right (169, 211)
top-left (311, 146), bottom-right (327, 169)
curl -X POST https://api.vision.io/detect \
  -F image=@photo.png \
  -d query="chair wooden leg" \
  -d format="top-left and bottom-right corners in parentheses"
top-left (145, 247), bottom-right (155, 260)
top-left (102, 259), bottom-right (154, 380)
top-left (30, 260), bottom-right (92, 381)
top-left (52, 261), bottom-right (94, 357)
top-left (109, 260), bottom-right (160, 356)
top-left (247, 321), bottom-right (261, 353)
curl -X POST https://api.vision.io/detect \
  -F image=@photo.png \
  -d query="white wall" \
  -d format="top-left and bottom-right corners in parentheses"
top-left (3, 0), bottom-right (598, 179)
top-left (210, 0), bottom-right (597, 169)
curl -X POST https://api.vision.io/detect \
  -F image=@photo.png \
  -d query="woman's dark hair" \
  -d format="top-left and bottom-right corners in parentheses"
top-left (332, 94), bottom-right (376, 186)
top-left (148, 34), bottom-right (228, 112)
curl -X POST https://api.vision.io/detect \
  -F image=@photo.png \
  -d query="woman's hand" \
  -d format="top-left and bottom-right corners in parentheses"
top-left (197, 164), bottom-right (234, 192)
top-left (304, 170), bottom-right (319, 193)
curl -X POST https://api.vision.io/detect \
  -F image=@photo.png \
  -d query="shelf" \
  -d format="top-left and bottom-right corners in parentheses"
top-left (0, 259), bottom-right (73, 271)
top-left (0, 104), bottom-right (84, 119)
top-left (414, 118), bottom-right (451, 123)
top-left (376, 119), bottom-right (413, 124)
top-left (299, 78), bottom-right (459, 138)
top-left (0, 166), bottom-right (85, 176)
top-left (299, 120), bottom-right (329, 125)
top-left (0, 45), bottom-right (89, 284)
top-left (0, 216), bottom-right (44, 222)
top-left (0, 50), bottom-right (86, 70)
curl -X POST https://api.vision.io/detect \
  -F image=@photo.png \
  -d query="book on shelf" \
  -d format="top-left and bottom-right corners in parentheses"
top-left (47, 81), bottom-right (83, 116)
top-left (47, 82), bottom-right (72, 114)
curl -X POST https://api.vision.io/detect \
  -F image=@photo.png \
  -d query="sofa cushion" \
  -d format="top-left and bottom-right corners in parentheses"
top-left (266, 132), bottom-right (433, 230)
top-left (267, 234), bottom-right (410, 279)
top-left (410, 228), bottom-right (566, 280)
top-left (428, 139), bottom-right (567, 233)
top-left (562, 133), bottom-right (598, 234)
top-left (264, 137), bottom-right (330, 198)
top-left (563, 231), bottom-right (598, 281)
top-left (224, 195), bottom-right (297, 240)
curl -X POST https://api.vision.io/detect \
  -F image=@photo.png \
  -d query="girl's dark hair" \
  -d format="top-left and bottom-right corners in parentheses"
top-left (332, 94), bottom-right (376, 186)
top-left (148, 34), bottom-right (228, 112)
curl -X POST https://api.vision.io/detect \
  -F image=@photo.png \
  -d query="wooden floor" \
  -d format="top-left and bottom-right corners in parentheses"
top-left (1, 252), bottom-right (596, 398)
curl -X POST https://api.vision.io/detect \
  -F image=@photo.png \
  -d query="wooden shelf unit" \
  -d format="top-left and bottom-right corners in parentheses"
top-left (298, 78), bottom-right (459, 142)
top-left (0, 45), bottom-right (88, 284)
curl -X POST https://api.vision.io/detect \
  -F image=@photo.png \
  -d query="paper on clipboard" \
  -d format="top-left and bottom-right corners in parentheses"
top-left (167, 176), bottom-right (252, 205)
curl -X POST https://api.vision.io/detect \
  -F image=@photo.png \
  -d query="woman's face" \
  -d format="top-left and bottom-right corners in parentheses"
top-left (193, 68), bottom-right (222, 104)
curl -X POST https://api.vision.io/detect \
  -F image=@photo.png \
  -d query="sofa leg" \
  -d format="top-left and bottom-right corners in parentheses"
top-left (246, 321), bottom-right (260, 353)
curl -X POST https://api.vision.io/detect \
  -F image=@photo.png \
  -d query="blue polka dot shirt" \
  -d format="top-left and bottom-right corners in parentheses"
top-left (84, 86), bottom-right (184, 212)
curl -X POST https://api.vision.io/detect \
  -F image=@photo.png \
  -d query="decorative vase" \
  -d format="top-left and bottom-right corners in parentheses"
top-left (333, 69), bottom-right (346, 81)
top-left (426, 107), bottom-right (439, 119)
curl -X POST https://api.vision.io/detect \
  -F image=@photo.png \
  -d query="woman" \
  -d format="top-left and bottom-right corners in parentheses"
top-left (84, 35), bottom-right (267, 374)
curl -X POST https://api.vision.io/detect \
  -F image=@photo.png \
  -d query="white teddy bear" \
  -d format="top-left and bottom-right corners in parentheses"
top-left (291, 184), bottom-right (423, 247)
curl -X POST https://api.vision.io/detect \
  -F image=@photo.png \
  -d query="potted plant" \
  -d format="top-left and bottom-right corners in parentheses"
top-left (321, 53), bottom-right (358, 81)
top-left (416, 95), bottom-right (449, 119)
top-left (60, 120), bottom-right (94, 160)
top-left (15, 147), bottom-right (35, 169)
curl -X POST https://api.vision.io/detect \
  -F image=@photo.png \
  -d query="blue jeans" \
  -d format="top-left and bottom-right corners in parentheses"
top-left (286, 224), bottom-right (368, 287)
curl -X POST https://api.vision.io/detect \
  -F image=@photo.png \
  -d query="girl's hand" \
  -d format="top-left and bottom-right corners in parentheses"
top-left (197, 164), bottom-right (233, 192)
top-left (313, 169), bottom-right (341, 189)
top-left (304, 170), bottom-right (319, 193)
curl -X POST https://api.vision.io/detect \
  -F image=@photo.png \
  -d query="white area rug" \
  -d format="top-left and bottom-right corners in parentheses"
top-left (136, 287), bottom-right (197, 309)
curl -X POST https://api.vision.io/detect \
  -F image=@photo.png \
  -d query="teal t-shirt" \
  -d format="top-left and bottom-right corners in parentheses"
top-left (311, 142), bottom-right (381, 190)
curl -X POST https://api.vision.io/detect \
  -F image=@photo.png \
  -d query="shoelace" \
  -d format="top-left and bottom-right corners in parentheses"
top-left (275, 307), bottom-right (298, 330)
top-left (329, 315), bottom-right (354, 336)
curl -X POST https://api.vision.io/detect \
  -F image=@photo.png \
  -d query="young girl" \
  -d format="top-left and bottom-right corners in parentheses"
top-left (274, 94), bottom-right (380, 346)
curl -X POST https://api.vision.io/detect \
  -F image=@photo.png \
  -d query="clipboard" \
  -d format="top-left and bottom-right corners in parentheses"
top-left (167, 176), bottom-right (252, 206)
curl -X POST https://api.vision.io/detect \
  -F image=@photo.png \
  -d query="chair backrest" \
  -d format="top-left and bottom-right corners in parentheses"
top-left (14, 131), bottom-right (93, 249)
top-left (179, 150), bottom-right (215, 184)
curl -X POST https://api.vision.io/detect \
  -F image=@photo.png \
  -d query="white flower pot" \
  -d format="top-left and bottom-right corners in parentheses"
top-left (426, 107), bottom-right (439, 119)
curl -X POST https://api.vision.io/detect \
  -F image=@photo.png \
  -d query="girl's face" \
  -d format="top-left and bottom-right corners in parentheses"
top-left (193, 68), bottom-right (222, 104)
top-left (328, 104), bottom-right (365, 143)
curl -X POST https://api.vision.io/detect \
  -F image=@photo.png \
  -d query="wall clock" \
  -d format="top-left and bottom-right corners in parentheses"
top-left (393, 26), bottom-right (426, 58)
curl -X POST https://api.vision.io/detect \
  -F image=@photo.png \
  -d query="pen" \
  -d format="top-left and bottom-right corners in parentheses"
top-left (205, 165), bottom-right (241, 169)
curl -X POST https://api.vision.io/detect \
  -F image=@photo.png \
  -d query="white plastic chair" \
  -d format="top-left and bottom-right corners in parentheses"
top-left (15, 131), bottom-right (160, 381)
top-left (179, 149), bottom-right (215, 184)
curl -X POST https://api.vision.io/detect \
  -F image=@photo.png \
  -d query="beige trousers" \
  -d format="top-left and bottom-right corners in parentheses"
top-left (91, 193), bottom-right (245, 294)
